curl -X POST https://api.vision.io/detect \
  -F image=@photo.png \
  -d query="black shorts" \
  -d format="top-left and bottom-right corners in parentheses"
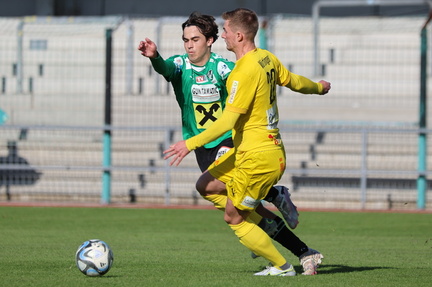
top-left (194, 137), bottom-right (234, 172)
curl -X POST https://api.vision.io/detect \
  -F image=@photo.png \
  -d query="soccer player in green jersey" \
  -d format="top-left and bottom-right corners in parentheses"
top-left (139, 12), bottom-right (323, 271)
top-left (138, 13), bottom-right (234, 173)
top-left (164, 9), bottom-right (331, 276)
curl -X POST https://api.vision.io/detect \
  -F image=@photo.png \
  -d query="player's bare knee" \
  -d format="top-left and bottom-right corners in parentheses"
top-left (195, 177), bottom-right (209, 196)
top-left (224, 212), bottom-right (244, 225)
top-left (223, 212), bottom-right (234, 224)
top-left (196, 171), bottom-right (222, 196)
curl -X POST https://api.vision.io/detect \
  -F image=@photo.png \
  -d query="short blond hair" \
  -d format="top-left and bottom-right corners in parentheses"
top-left (222, 8), bottom-right (259, 41)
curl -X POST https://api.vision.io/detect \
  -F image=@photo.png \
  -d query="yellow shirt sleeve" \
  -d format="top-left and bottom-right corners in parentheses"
top-left (285, 72), bottom-right (323, 94)
top-left (185, 110), bottom-right (240, 151)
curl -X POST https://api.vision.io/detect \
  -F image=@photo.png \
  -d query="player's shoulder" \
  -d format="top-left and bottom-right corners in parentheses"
top-left (167, 54), bottom-right (188, 67)
top-left (253, 48), bottom-right (279, 62)
top-left (239, 48), bottom-right (281, 71)
top-left (210, 53), bottom-right (234, 65)
top-left (260, 49), bottom-right (282, 65)
top-left (209, 53), bottom-right (234, 79)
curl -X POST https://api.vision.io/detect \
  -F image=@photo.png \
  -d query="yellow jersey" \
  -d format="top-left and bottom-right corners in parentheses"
top-left (226, 48), bottom-right (289, 152)
top-left (186, 48), bottom-right (323, 152)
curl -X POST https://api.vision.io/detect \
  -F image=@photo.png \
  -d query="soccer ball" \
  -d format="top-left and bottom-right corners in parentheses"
top-left (75, 239), bottom-right (114, 276)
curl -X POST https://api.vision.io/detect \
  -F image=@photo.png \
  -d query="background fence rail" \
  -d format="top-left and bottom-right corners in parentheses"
top-left (1, 124), bottom-right (430, 210)
top-left (0, 14), bottom-right (431, 210)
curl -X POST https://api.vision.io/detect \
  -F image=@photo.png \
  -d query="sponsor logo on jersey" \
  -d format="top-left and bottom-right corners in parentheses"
top-left (266, 105), bottom-right (279, 130)
top-left (193, 102), bottom-right (222, 128)
top-left (258, 55), bottom-right (271, 68)
top-left (191, 84), bottom-right (220, 103)
top-left (196, 75), bottom-right (206, 83)
top-left (215, 146), bottom-right (231, 160)
top-left (207, 70), bottom-right (214, 82)
top-left (228, 81), bottom-right (238, 104)
top-left (173, 56), bottom-right (183, 71)
top-left (218, 62), bottom-right (232, 79)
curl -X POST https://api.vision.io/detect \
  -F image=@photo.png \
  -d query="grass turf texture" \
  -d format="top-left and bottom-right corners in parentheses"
top-left (0, 206), bottom-right (431, 287)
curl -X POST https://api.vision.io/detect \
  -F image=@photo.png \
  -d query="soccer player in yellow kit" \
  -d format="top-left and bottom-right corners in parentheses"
top-left (165, 8), bottom-right (331, 276)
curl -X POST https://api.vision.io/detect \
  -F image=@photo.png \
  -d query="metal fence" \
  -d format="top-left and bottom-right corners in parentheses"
top-left (1, 124), bottom-right (430, 210)
top-left (0, 14), bottom-right (431, 210)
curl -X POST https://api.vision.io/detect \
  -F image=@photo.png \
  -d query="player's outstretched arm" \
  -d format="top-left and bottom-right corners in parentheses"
top-left (138, 38), bottom-right (174, 77)
top-left (137, 38), bottom-right (158, 58)
top-left (286, 72), bottom-right (331, 95)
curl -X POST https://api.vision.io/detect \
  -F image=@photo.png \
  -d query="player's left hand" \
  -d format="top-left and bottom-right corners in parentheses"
top-left (163, 140), bottom-right (190, 166)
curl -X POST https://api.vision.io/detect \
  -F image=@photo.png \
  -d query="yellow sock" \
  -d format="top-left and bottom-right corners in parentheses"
top-left (203, 194), bottom-right (227, 211)
top-left (230, 220), bottom-right (286, 267)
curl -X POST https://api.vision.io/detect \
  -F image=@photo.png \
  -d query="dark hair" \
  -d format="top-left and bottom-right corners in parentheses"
top-left (222, 8), bottom-right (259, 40)
top-left (182, 11), bottom-right (219, 43)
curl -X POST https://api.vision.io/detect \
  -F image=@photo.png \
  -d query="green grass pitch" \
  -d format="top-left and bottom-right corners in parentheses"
top-left (0, 206), bottom-right (431, 287)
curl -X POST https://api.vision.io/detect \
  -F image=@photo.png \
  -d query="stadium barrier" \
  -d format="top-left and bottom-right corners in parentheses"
top-left (0, 15), bottom-right (431, 210)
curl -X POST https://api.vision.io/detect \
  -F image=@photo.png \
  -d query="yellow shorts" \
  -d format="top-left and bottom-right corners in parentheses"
top-left (208, 147), bottom-right (286, 211)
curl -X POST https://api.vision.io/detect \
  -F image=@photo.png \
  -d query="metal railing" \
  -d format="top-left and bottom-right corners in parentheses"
top-left (1, 124), bottom-right (430, 210)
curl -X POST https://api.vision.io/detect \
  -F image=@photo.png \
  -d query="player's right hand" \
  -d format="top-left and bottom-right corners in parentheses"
top-left (138, 38), bottom-right (158, 58)
top-left (163, 140), bottom-right (190, 167)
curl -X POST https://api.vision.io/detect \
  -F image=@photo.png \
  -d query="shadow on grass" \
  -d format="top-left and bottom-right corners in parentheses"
top-left (317, 264), bottom-right (395, 274)
top-left (76, 273), bottom-right (121, 279)
top-left (229, 264), bottom-right (394, 276)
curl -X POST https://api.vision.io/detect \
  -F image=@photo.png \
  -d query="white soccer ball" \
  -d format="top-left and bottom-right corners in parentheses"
top-left (75, 239), bottom-right (114, 276)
